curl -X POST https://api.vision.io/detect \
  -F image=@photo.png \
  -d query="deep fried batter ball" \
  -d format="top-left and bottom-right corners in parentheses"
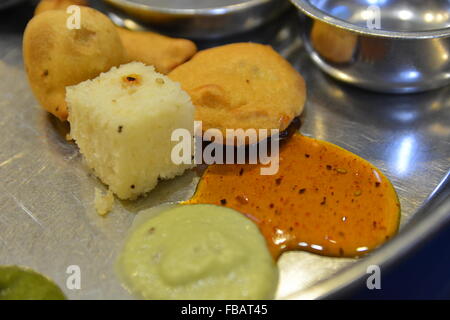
top-left (169, 43), bottom-right (306, 137)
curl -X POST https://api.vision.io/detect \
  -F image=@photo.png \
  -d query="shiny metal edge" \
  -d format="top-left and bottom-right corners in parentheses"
top-left (285, 172), bottom-right (450, 299)
top-left (103, 0), bottom-right (275, 16)
top-left (290, 0), bottom-right (450, 39)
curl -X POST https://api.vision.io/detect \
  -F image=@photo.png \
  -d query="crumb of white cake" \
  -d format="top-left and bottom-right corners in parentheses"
top-left (95, 187), bottom-right (114, 216)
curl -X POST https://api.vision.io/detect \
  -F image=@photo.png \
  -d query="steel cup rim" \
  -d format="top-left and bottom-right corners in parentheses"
top-left (103, 0), bottom-right (275, 16)
top-left (291, 0), bottom-right (450, 39)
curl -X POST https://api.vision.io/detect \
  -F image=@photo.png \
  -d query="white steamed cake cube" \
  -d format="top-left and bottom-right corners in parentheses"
top-left (66, 62), bottom-right (194, 200)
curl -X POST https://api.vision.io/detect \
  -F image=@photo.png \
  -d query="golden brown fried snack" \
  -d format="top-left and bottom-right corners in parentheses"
top-left (311, 20), bottom-right (357, 64)
top-left (116, 27), bottom-right (197, 74)
top-left (168, 43), bottom-right (306, 135)
top-left (34, 0), bottom-right (89, 15)
top-left (23, 7), bottom-right (126, 120)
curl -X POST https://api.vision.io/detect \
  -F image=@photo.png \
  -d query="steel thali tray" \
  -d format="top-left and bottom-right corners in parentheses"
top-left (0, 3), bottom-right (449, 299)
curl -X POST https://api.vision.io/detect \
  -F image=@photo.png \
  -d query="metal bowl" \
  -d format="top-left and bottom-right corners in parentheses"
top-left (291, 0), bottom-right (450, 93)
top-left (102, 0), bottom-right (291, 39)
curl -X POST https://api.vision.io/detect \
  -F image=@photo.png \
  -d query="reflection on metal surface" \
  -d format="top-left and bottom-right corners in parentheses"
top-left (291, 0), bottom-right (450, 93)
top-left (393, 135), bottom-right (415, 176)
top-left (0, 4), bottom-right (449, 299)
top-left (300, 0), bottom-right (450, 32)
top-left (100, 0), bottom-right (291, 39)
top-left (276, 251), bottom-right (353, 298)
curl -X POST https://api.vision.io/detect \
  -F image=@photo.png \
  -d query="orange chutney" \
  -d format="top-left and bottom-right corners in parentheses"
top-left (187, 134), bottom-right (400, 259)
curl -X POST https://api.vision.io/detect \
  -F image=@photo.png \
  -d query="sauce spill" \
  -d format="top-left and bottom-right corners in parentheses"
top-left (187, 134), bottom-right (400, 259)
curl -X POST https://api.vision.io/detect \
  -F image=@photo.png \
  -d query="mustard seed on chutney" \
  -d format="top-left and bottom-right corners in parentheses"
top-left (187, 133), bottom-right (400, 259)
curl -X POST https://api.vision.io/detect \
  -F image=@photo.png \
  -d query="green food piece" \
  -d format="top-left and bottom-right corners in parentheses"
top-left (0, 266), bottom-right (66, 300)
top-left (117, 204), bottom-right (278, 300)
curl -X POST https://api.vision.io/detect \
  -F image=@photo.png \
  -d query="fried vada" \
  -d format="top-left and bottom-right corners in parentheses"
top-left (117, 28), bottom-right (197, 75)
top-left (168, 43), bottom-right (306, 137)
top-left (23, 7), bottom-right (126, 120)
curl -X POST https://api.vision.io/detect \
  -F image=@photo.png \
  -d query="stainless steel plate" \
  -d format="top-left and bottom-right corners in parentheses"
top-left (0, 5), bottom-right (449, 299)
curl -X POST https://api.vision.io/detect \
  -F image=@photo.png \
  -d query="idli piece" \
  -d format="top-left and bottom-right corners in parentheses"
top-left (94, 188), bottom-right (114, 217)
top-left (66, 62), bottom-right (195, 200)
top-left (34, 0), bottom-right (89, 16)
top-left (23, 7), bottom-right (126, 120)
top-left (117, 204), bottom-right (279, 300)
top-left (169, 42), bottom-right (306, 136)
top-left (117, 27), bottom-right (197, 74)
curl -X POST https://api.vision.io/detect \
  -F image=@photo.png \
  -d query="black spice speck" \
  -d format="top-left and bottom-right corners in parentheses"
top-left (130, 184), bottom-right (135, 189)
top-left (220, 199), bottom-right (227, 205)
top-left (320, 197), bottom-right (327, 205)
top-left (299, 188), bottom-right (306, 194)
top-left (118, 125), bottom-right (123, 133)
